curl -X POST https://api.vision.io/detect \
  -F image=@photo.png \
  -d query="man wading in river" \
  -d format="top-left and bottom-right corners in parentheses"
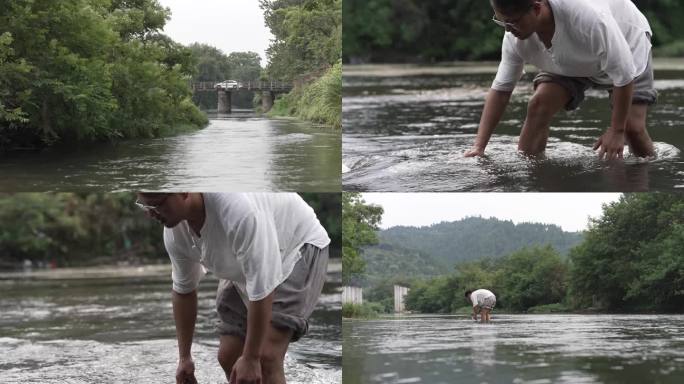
top-left (136, 193), bottom-right (330, 384)
top-left (464, 0), bottom-right (657, 161)
top-left (465, 289), bottom-right (497, 323)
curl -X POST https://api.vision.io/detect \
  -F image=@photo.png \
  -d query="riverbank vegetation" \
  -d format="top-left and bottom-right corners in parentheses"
top-left (260, 0), bottom-right (342, 128)
top-left (0, 193), bottom-right (341, 270)
top-left (343, 0), bottom-right (684, 63)
top-left (345, 194), bottom-right (683, 316)
top-left (0, 0), bottom-right (208, 152)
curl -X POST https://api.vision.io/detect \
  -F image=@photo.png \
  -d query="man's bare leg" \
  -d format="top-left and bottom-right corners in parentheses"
top-left (260, 326), bottom-right (293, 384)
top-left (218, 326), bottom-right (293, 384)
top-left (480, 308), bottom-right (491, 324)
top-left (518, 82), bottom-right (572, 155)
top-left (625, 103), bottom-right (655, 157)
top-left (218, 335), bottom-right (244, 380)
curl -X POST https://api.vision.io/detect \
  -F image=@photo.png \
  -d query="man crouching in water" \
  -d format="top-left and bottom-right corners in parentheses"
top-left (465, 289), bottom-right (497, 323)
top-left (136, 192), bottom-right (330, 384)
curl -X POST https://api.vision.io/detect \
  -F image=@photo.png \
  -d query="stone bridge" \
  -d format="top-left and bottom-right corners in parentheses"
top-left (191, 81), bottom-right (293, 113)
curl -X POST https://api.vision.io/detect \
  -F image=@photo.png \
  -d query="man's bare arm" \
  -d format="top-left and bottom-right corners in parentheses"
top-left (465, 88), bottom-right (513, 157)
top-left (594, 81), bottom-right (633, 160)
top-left (173, 289), bottom-right (198, 384)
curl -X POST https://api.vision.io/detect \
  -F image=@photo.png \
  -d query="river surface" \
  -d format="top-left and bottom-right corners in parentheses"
top-left (0, 268), bottom-right (341, 384)
top-left (343, 63), bottom-right (684, 191)
top-left (0, 111), bottom-right (341, 192)
top-left (343, 314), bottom-right (684, 384)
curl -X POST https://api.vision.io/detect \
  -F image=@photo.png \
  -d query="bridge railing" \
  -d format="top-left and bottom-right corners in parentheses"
top-left (191, 80), bottom-right (293, 92)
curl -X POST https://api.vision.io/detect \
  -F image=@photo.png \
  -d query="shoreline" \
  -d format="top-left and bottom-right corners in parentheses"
top-left (0, 260), bottom-right (343, 280)
top-left (343, 57), bottom-right (684, 77)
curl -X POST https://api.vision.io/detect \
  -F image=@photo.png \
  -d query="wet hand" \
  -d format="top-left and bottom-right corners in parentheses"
top-left (176, 357), bottom-right (198, 384)
top-left (230, 356), bottom-right (262, 384)
top-left (593, 130), bottom-right (625, 161)
top-left (464, 145), bottom-right (485, 157)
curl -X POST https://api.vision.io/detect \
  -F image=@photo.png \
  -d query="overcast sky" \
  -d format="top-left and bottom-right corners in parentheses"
top-left (361, 193), bottom-right (623, 232)
top-left (157, 0), bottom-right (273, 65)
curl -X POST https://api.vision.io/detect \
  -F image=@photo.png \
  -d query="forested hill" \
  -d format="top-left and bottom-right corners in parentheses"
top-left (362, 217), bottom-right (584, 276)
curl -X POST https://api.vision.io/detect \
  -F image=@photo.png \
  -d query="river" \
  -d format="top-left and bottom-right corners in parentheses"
top-left (0, 266), bottom-right (341, 384)
top-left (342, 62), bottom-right (684, 191)
top-left (0, 111), bottom-right (341, 192)
top-left (343, 314), bottom-right (684, 384)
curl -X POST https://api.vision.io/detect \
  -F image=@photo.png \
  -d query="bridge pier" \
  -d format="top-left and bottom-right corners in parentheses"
top-left (217, 90), bottom-right (232, 113)
top-left (261, 90), bottom-right (275, 112)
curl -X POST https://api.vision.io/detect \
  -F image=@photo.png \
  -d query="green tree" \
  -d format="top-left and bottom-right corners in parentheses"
top-left (569, 193), bottom-right (684, 311)
top-left (342, 192), bottom-right (383, 285)
top-left (0, 0), bottom-right (206, 151)
top-left (260, 0), bottom-right (341, 81)
top-left (227, 52), bottom-right (263, 81)
top-left (494, 246), bottom-right (568, 311)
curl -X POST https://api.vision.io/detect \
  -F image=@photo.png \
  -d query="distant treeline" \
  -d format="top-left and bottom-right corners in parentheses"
top-left (0, 0), bottom-right (208, 151)
top-left (188, 45), bottom-right (263, 110)
top-left (343, 0), bottom-right (684, 63)
top-left (0, 193), bottom-right (341, 269)
top-left (402, 194), bottom-right (683, 314)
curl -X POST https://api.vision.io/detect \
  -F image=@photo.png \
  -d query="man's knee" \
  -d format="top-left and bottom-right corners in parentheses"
top-left (526, 93), bottom-right (555, 121)
top-left (217, 341), bottom-right (241, 373)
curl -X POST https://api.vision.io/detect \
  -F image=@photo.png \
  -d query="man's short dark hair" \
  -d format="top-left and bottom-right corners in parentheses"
top-left (490, 0), bottom-right (535, 15)
top-left (465, 290), bottom-right (473, 298)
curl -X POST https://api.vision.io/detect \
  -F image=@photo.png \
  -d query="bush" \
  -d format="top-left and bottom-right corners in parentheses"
top-left (267, 61), bottom-right (341, 129)
top-left (342, 302), bottom-right (384, 319)
top-left (526, 303), bottom-right (570, 313)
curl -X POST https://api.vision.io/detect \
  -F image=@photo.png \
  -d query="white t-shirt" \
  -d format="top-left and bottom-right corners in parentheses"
top-left (164, 193), bottom-right (331, 301)
top-left (492, 0), bottom-right (652, 91)
top-left (470, 289), bottom-right (496, 307)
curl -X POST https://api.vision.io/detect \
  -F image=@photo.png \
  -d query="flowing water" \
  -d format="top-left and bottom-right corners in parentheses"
top-left (343, 64), bottom-right (684, 191)
top-left (0, 266), bottom-right (341, 384)
top-left (0, 111), bottom-right (341, 192)
top-left (342, 314), bottom-right (684, 384)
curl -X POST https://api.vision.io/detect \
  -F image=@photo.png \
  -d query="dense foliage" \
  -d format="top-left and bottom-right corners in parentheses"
top-left (0, 0), bottom-right (208, 151)
top-left (343, 0), bottom-right (684, 63)
top-left (0, 193), bottom-right (341, 269)
top-left (404, 246), bottom-right (569, 313)
top-left (268, 61), bottom-right (341, 128)
top-left (342, 192), bottom-right (384, 285)
top-left (396, 194), bottom-right (683, 314)
top-left (260, 0), bottom-right (342, 82)
top-left (569, 193), bottom-right (684, 312)
top-left (260, 0), bottom-right (342, 127)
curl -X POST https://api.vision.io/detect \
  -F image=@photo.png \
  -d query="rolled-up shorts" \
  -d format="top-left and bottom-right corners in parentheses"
top-left (477, 296), bottom-right (497, 311)
top-left (215, 243), bottom-right (329, 342)
top-left (533, 47), bottom-right (657, 111)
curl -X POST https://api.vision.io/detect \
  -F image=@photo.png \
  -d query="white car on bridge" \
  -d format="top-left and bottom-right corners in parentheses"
top-left (214, 80), bottom-right (239, 89)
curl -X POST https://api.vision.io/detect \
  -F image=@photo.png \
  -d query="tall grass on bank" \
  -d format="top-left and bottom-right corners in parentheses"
top-left (267, 61), bottom-right (341, 129)
top-left (342, 302), bottom-right (384, 319)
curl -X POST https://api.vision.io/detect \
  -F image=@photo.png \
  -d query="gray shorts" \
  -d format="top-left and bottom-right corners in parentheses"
top-left (215, 243), bottom-right (329, 342)
top-left (476, 296), bottom-right (497, 311)
top-left (533, 51), bottom-right (657, 110)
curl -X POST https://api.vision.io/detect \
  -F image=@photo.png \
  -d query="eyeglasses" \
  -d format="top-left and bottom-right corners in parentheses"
top-left (492, 4), bottom-right (535, 30)
top-left (135, 195), bottom-right (170, 214)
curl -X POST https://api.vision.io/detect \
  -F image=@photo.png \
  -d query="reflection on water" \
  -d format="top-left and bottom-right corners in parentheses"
top-left (343, 314), bottom-right (684, 384)
top-left (0, 271), bottom-right (341, 384)
top-left (0, 111), bottom-right (341, 192)
top-left (343, 68), bottom-right (684, 191)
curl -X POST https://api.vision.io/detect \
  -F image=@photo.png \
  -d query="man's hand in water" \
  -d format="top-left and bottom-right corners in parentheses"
top-left (594, 129), bottom-right (625, 161)
top-left (464, 145), bottom-right (485, 157)
top-left (230, 355), bottom-right (262, 384)
top-left (176, 357), bottom-right (198, 384)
